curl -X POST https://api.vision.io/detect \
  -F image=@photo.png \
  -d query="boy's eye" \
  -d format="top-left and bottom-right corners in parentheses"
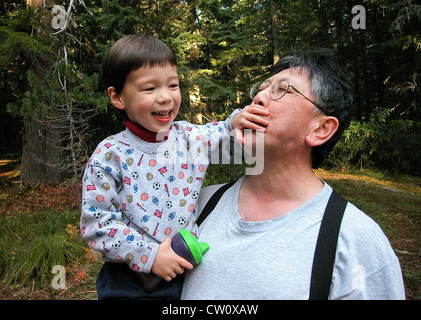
top-left (144, 87), bottom-right (155, 92)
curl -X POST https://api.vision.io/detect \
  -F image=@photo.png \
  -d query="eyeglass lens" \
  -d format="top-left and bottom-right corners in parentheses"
top-left (250, 80), bottom-right (289, 100)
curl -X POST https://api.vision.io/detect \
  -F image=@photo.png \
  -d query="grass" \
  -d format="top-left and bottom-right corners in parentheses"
top-left (0, 210), bottom-right (87, 286)
top-left (0, 208), bottom-right (102, 299)
top-left (0, 160), bottom-right (420, 299)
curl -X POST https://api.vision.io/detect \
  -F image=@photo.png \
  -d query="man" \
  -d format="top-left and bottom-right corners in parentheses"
top-left (181, 49), bottom-right (405, 300)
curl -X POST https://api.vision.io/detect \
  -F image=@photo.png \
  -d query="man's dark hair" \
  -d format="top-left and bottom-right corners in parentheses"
top-left (102, 34), bottom-right (177, 94)
top-left (272, 48), bottom-right (353, 168)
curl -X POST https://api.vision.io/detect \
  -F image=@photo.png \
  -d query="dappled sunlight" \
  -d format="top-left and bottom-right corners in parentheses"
top-left (315, 168), bottom-right (421, 196)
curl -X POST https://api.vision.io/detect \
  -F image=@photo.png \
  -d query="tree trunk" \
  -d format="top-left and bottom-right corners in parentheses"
top-left (269, 0), bottom-right (279, 66)
top-left (20, 121), bottom-right (62, 185)
top-left (20, 0), bottom-right (63, 186)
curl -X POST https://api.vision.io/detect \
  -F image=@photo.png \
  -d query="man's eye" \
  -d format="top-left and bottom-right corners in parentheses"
top-left (275, 86), bottom-right (288, 93)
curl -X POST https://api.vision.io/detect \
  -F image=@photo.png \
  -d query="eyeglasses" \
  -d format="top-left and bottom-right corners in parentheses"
top-left (249, 80), bottom-right (320, 109)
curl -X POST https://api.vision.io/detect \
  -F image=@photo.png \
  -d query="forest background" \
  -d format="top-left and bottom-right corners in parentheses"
top-left (0, 0), bottom-right (420, 300)
top-left (1, 0), bottom-right (420, 184)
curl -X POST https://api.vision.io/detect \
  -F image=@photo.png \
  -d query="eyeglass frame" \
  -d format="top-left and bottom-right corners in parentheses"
top-left (249, 79), bottom-right (322, 110)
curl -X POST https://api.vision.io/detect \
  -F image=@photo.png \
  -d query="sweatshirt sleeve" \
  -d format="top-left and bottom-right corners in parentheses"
top-left (80, 149), bottom-right (159, 274)
top-left (223, 108), bottom-right (241, 131)
top-left (175, 109), bottom-right (242, 164)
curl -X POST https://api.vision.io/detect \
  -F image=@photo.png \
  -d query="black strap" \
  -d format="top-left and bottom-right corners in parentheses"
top-left (309, 190), bottom-right (347, 300)
top-left (196, 180), bottom-right (237, 227)
top-left (196, 182), bottom-right (347, 300)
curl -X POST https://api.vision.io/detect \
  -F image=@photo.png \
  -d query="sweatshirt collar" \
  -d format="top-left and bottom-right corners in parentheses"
top-left (123, 119), bottom-right (171, 143)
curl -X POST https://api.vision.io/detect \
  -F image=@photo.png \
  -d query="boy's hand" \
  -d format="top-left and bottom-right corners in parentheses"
top-left (231, 105), bottom-right (269, 144)
top-left (151, 237), bottom-right (194, 282)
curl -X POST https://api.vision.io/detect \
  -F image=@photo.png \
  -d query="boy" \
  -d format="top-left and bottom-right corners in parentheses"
top-left (80, 34), bottom-right (268, 299)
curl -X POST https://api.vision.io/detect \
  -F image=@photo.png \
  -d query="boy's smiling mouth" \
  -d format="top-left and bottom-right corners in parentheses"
top-left (152, 110), bottom-right (173, 122)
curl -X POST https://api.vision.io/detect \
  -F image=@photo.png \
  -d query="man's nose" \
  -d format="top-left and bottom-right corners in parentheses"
top-left (253, 88), bottom-right (269, 107)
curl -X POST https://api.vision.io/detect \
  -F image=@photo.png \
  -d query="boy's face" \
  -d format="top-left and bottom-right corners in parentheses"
top-left (109, 64), bottom-right (181, 133)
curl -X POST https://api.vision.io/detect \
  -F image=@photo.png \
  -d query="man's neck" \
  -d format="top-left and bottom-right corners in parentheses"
top-left (239, 159), bottom-right (323, 221)
top-left (250, 161), bottom-right (321, 192)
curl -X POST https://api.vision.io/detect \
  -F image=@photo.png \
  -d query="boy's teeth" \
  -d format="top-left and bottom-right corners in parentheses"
top-left (153, 111), bottom-right (171, 117)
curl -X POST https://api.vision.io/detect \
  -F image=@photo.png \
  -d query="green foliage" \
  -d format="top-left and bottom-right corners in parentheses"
top-left (0, 7), bottom-right (53, 69)
top-left (0, 26), bottom-right (51, 66)
top-left (203, 163), bottom-right (250, 187)
top-left (1, 0), bottom-right (420, 180)
top-left (0, 210), bottom-right (86, 286)
top-left (7, 61), bottom-right (108, 120)
top-left (325, 108), bottom-right (421, 175)
top-left (75, 0), bottom-right (144, 72)
top-left (371, 118), bottom-right (421, 174)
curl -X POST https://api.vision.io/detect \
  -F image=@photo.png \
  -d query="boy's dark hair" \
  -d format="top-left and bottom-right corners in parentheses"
top-left (272, 48), bottom-right (353, 168)
top-left (102, 34), bottom-right (177, 94)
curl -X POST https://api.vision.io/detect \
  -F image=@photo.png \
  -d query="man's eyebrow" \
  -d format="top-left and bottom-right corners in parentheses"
top-left (266, 77), bottom-right (293, 85)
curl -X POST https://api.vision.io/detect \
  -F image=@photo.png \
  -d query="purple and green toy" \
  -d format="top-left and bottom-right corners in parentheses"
top-left (171, 229), bottom-right (209, 266)
top-left (138, 229), bottom-right (209, 292)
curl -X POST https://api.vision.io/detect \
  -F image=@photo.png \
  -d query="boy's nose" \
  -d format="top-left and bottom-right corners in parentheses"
top-left (157, 89), bottom-right (172, 104)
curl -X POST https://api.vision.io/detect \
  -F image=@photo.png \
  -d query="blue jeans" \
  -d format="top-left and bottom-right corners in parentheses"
top-left (96, 262), bottom-right (183, 300)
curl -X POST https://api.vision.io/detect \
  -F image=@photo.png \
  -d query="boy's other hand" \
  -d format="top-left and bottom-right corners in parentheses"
top-left (231, 105), bottom-right (269, 144)
top-left (152, 237), bottom-right (193, 282)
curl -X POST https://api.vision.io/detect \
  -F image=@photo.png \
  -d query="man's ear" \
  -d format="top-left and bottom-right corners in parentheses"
top-left (305, 116), bottom-right (339, 147)
top-left (107, 87), bottom-right (125, 110)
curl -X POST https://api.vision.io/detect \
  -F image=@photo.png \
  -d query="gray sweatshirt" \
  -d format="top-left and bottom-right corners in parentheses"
top-left (80, 113), bottom-right (238, 274)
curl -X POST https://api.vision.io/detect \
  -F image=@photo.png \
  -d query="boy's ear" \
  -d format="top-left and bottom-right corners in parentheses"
top-left (107, 87), bottom-right (125, 110)
top-left (305, 116), bottom-right (339, 147)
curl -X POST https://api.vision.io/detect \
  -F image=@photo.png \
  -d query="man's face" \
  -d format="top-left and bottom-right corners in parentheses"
top-left (251, 67), bottom-right (323, 153)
